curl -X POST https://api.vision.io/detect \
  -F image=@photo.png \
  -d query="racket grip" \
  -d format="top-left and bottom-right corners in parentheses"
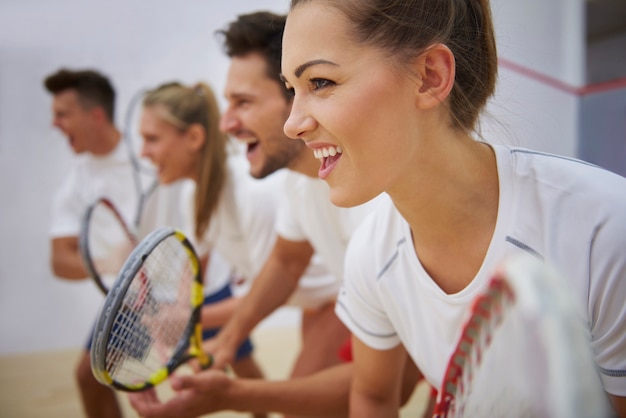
top-left (199, 352), bottom-right (213, 370)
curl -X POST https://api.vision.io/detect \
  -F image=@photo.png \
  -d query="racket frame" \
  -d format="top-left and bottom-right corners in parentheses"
top-left (433, 275), bottom-right (514, 417)
top-left (122, 88), bottom-right (158, 229)
top-left (90, 226), bottom-right (211, 391)
top-left (432, 255), bottom-right (609, 418)
top-left (79, 197), bottom-right (137, 295)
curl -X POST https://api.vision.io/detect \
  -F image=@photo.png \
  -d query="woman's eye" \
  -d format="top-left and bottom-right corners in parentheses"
top-left (311, 78), bottom-right (334, 91)
top-left (285, 86), bottom-right (295, 97)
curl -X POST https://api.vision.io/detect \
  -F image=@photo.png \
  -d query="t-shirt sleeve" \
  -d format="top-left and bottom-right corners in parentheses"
top-left (274, 174), bottom-right (307, 242)
top-left (588, 207), bottom-right (626, 396)
top-left (49, 167), bottom-right (85, 238)
top-left (239, 175), bottom-right (279, 278)
top-left (335, 221), bottom-right (401, 350)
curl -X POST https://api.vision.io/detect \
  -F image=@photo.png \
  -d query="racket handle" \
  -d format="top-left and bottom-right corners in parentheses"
top-left (199, 352), bottom-right (213, 370)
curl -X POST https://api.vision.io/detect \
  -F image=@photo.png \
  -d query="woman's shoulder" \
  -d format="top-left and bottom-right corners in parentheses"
top-left (499, 145), bottom-right (626, 208)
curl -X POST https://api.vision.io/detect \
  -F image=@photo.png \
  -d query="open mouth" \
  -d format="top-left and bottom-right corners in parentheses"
top-left (314, 146), bottom-right (343, 178)
top-left (68, 135), bottom-right (77, 149)
top-left (246, 141), bottom-right (260, 155)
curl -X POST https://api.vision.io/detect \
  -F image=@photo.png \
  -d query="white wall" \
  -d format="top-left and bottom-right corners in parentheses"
top-left (489, 0), bottom-right (626, 175)
top-left (485, 0), bottom-right (584, 155)
top-left (491, 0), bottom-right (586, 86)
top-left (0, 0), bottom-right (618, 355)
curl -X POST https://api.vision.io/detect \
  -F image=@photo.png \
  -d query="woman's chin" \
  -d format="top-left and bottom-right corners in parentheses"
top-left (329, 185), bottom-right (374, 209)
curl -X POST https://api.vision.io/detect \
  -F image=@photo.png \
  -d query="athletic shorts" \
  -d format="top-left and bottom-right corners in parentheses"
top-left (201, 283), bottom-right (254, 361)
top-left (338, 337), bottom-right (353, 362)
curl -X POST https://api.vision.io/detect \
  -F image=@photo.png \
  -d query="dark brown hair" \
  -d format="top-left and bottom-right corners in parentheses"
top-left (215, 11), bottom-right (290, 99)
top-left (289, 0), bottom-right (498, 132)
top-left (43, 68), bottom-right (116, 122)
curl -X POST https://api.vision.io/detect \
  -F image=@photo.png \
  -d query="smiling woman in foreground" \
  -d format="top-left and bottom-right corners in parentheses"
top-left (282, 0), bottom-right (626, 416)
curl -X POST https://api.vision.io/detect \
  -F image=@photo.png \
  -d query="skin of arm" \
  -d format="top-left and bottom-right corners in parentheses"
top-left (128, 363), bottom-right (353, 418)
top-left (200, 297), bottom-right (241, 329)
top-left (127, 343), bottom-right (422, 418)
top-left (350, 336), bottom-right (408, 418)
top-left (50, 236), bottom-right (88, 279)
top-left (205, 236), bottom-right (314, 369)
top-left (609, 395), bottom-right (626, 418)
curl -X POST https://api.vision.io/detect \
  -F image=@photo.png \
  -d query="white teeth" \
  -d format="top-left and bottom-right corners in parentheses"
top-left (314, 146), bottom-right (342, 160)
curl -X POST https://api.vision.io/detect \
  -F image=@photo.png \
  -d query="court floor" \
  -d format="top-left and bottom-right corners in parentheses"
top-left (0, 325), bottom-right (430, 417)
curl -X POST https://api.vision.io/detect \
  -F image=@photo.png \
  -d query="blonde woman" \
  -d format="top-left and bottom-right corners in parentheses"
top-left (282, 0), bottom-right (626, 416)
top-left (139, 81), bottom-right (276, 418)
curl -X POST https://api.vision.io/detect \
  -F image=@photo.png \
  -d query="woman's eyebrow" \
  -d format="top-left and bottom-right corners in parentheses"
top-left (286, 59), bottom-right (338, 79)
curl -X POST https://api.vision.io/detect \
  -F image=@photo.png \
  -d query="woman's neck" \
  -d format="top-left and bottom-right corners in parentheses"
top-left (391, 140), bottom-right (499, 293)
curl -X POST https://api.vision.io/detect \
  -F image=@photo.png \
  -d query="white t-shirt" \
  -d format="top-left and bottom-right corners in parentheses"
top-left (276, 171), bottom-right (384, 297)
top-left (182, 155), bottom-right (340, 308)
top-left (336, 144), bottom-right (626, 396)
top-left (137, 179), bottom-right (190, 239)
top-left (181, 154), bottom-right (277, 296)
top-left (49, 140), bottom-right (190, 285)
top-left (49, 141), bottom-right (137, 239)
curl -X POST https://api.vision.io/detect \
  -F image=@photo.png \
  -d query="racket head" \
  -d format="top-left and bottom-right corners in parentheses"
top-left (90, 226), bottom-right (211, 391)
top-left (121, 88), bottom-right (159, 229)
top-left (433, 254), bottom-right (609, 418)
top-left (122, 88), bottom-right (156, 178)
top-left (79, 197), bottom-right (137, 294)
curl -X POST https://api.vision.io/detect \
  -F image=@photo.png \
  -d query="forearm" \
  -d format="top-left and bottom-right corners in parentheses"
top-left (349, 391), bottom-right (398, 418)
top-left (218, 262), bottom-right (298, 351)
top-left (50, 237), bottom-right (88, 280)
top-left (129, 364), bottom-right (353, 418)
top-left (220, 237), bottom-right (313, 346)
top-left (201, 296), bottom-right (240, 329)
top-left (609, 394), bottom-right (626, 418)
top-left (228, 363), bottom-right (352, 415)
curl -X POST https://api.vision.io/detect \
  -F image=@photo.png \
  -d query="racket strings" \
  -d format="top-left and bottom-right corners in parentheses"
top-left (456, 304), bottom-right (549, 417)
top-left (104, 236), bottom-right (195, 386)
top-left (440, 279), bottom-right (544, 417)
top-left (86, 200), bottom-right (135, 290)
top-left (438, 265), bottom-right (605, 418)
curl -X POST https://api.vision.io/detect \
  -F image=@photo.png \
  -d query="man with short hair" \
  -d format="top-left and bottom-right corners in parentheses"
top-left (129, 11), bottom-right (433, 418)
top-left (211, 11), bottom-right (359, 385)
top-left (44, 67), bottom-right (132, 418)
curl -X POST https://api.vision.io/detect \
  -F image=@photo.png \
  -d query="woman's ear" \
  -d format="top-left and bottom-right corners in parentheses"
top-left (186, 123), bottom-right (206, 151)
top-left (412, 44), bottom-right (455, 110)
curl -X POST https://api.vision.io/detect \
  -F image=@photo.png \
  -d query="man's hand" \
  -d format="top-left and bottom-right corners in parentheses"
top-left (201, 332), bottom-right (237, 371)
top-left (128, 369), bottom-right (233, 418)
top-left (51, 236), bottom-right (89, 279)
